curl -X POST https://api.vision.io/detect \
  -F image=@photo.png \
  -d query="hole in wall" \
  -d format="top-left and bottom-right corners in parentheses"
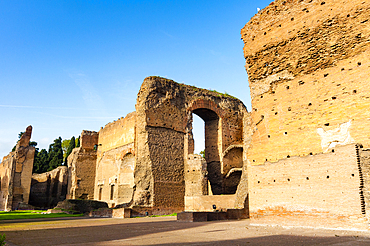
top-left (353, 90), bottom-right (357, 93)
top-left (324, 73), bottom-right (329, 77)
top-left (332, 96), bottom-right (337, 100)
top-left (308, 103), bottom-right (312, 106)
top-left (341, 68), bottom-right (345, 71)
top-left (310, 152), bottom-right (313, 155)
top-left (352, 174), bottom-right (355, 177)
top-left (291, 17), bottom-right (294, 21)
top-left (284, 132), bottom-right (288, 135)
top-left (306, 177), bottom-right (309, 180)
top-left (287, 178), bottom-right (290, 181)
top-left (275, 112), bottom-right (278, 115)
top-left (258, 181), bottom-right (260, 184)
top-left (327, 176), bottom-right (330, 179)
top-left (288, 107), bottom-right (291, 111)
top-left (332, 149), bottom-right (335, 153)
top-left (268, 135), bottom-right (270, 138)
top-left (286, 86), bottom-right (290, 89)
top-left (287, 155), bottom-right (290, 158)
top-left (324, 123), bottom-right (330, 126)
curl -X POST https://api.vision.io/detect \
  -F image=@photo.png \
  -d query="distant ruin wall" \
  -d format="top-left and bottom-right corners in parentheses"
top-left (29, 166), bottom-right (68, 209)
top-left (98, 112), bottom-right (136, 154)
top-left (242, 0), bottom-right (370, 165)
top-left (67, 130), bottom-right (98, 200)
top-left (0, 126), bottom-right (35, 211)
top-left (94, 143), bottom-right (135, 207)
top-left (94, 113), bottom-right (136, 207)
top-left (134, 76), bottom-right (247, 210)
top-left (249, 144), bottom-right (367, 229)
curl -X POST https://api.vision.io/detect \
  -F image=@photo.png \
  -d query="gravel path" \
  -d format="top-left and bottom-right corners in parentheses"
top-left (1, 216), bottom-right (370, 245)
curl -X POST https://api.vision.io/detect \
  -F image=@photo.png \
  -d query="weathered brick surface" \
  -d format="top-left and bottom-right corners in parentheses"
top-left (93, 113), bottom-right (136, 207)
top-left (249, 144), bottom-right (366, 228)
top-left (241, 0), bottom-right (370, 228)
top-left (135, 77), bottom-right (247, 210)
top-left (29, 166), bottom-right (68, 209)
top-left (98, 112), bottom-right (136, 154)
top-left (0, 126), bottom-right (35, 211)
top-left (242, 0), bottom-right (370, 165)
top-left (67, 131), bottom-right (98, 201)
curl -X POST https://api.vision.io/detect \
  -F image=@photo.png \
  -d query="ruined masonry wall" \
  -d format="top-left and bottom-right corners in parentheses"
top-left (29, 166), bottom-right (68, 209)
top-left (0, 126), bottom-right (34, 210)
top-left (242, 0), bottom-right (370, 165)
top-left (98, 112), bottom-right (136, 154)
top-left (135, 76), bottom-right (247, 210)
top-left (94, 113), bottom-right (136, 207)
top-left (94, 143), bottom-right (135, 207)
top-left (249, 144), bottom-right (366, 228)
top-left (67, 131), bottom-right (98, 200)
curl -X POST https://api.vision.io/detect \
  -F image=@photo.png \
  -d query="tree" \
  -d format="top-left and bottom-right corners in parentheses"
top-left (47, 137), bottom-right (64, 171)
top-left (61, 139), bottom-right (71, 159)
top-left (64, 136), bottom-right (76, 165)
top-left (76, 136), bottom-right (80, 147)
top-left (33, 149), bottom-right (49, 173)
top-left (199, 150), bottom-right (205, 159)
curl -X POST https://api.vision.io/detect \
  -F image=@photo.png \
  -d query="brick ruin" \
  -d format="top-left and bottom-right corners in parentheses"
top-left (67, 130), bottom-right (98, 200)
top-left (1, 0), bottom-right (370, 230)
top-left (0, 126), bottom-right (35, 211)
top-left (241, 0), bottom-right (370, 229)
top-left (29, 166), bottom-right (68, 209)
top-left (92, 77), bottom-right (247, 214)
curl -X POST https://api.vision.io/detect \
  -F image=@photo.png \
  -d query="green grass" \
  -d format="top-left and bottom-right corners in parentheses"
top-left (149, 213), bottom-right (177, 217)
top-left (0, 210), bottom-right (83, 220)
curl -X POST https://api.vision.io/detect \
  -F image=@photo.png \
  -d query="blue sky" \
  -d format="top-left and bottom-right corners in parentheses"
top-left (0, 0), bottom-right (272, 159)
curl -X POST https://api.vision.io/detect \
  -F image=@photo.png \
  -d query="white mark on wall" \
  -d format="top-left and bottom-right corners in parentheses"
top-left (317, 120), bottom-right (354, 152)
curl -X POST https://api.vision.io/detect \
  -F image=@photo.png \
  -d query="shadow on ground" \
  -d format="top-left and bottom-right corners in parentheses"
top-left (145, 235), bottom-right (370, 246)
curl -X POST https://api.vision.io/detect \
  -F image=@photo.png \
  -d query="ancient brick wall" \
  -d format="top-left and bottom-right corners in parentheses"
top-left (94, 113), bottom-right (136, 207)
top-left (241, 0), bottom-right (370, 227)
top-left (135, 76), bottom-right (247, 211)
top-left (242, 0), bottom-right (370, 165)
top-left (29, 166), bottom-right (68, 209)
top-left (98, 112), bottom-right (136, 153)
top-left (249, 144), bottom-right (367, 229)
top-left (185, 154), bottom-right (208, 197)
top-left (67, 130), bottom-right (98, 200)
top-left (0, 126), bottom-right (35, 210)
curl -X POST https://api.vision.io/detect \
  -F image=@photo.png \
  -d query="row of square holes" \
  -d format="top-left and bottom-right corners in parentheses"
top-left (253, 149), bottom-right (336, 163)
top-left (256, 173), bottom-right (355, 184)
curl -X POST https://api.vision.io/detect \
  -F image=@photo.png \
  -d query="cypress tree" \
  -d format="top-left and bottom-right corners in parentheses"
top-left (76, 136), bottom-right (80, 147)
top-left (48, 137), bottom-right (63, 171)
top-left (33, 149), bottom-right (49, 173)
top-left (64, 136), bottom-right (76, 165)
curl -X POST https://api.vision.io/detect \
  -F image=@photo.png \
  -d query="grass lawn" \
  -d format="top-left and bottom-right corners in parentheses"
top-left (0, 210), bottom-right (83, 220)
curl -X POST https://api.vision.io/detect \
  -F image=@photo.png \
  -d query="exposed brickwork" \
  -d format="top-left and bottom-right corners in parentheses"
top-left (94, 113), bottom-right (136, 207)
top-left (29, 166), bottom-right (68, 209)
top-left (0, 126), bottom-right (35, 211)
top-left (67, 131), bottom-right (98, 200)
top-left (241, 0), bottom-right (370, 228)
top-left (248, 144), bottom-right (366, 229)
top-left (135, 76), bottom-right (247, 211)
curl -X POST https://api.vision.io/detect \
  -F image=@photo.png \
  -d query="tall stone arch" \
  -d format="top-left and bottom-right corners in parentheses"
top-left (134, 76), bottom-right (248, 212)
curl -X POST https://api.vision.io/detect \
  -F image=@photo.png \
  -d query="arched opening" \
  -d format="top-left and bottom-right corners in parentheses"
top-left (117, 153), bottom-right (135, 204)
top-left (192, 108), bottom-right (223, 195)
top-left (222, 146), bottom-right (243, 194)
top-left (192, 114), bottom-right (205, 156)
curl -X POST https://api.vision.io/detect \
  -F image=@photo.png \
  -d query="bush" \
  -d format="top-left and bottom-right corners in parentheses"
top-left (0, 234), bottom-right (6, 246)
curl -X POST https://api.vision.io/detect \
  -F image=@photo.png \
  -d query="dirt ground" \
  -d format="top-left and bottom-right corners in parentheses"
top-left (1, 216), bottom-right (370, 246)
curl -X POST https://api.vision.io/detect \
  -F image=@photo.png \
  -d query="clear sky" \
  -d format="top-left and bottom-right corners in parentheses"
top-left (0, 0), bottom-right (272, 159)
